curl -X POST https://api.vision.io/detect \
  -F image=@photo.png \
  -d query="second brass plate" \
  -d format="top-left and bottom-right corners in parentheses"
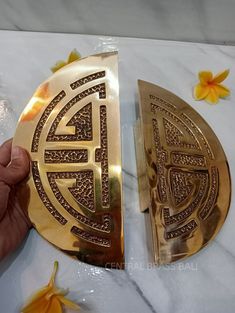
top-left (136, 80), bottom-right (231, 265)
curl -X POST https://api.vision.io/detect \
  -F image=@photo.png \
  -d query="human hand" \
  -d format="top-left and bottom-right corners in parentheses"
top-left (0, 139), bottom-right (31, 261)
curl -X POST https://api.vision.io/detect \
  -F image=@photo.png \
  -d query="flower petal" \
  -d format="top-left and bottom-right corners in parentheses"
top-left (59, 295), bottom-right (80, 310)
top-left (67, 49), bottom-right (81, 63)
top-left (21, 285), bottom-right (51, 308)
top-left (51, 61), bottom-right (67, 73)
top-left (21, 262), bottom-right (80, 313)
top-left (205, 87), bottom-right (219, 104)
top-left (211, 69), bottom-right (229, 84)
top-left (46, 297), bottom-right (62, 313)
top-left (21, 301), bottom-right (50, 313)
top-left (193, 83), bottom-right (210, 100)
top-left (22, 262), bottom-right (58, 312)
top-left (214, 84), bottom-right (230, 98)
top-left (198, 71), bottom-right (213, 85)
top-left (21, 289), bottom-right (51, 313)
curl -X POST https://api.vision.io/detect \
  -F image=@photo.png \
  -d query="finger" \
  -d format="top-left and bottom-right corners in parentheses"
top-left (0, 146), bottom-right (30, 185)
top-left (0, 181), bottom-right (10, 221)
top-left (0, 138), bottom-right (12, 166)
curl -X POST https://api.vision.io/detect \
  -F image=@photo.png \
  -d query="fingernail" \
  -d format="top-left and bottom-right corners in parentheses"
top-left (11, 146), bottom-right (22, 160)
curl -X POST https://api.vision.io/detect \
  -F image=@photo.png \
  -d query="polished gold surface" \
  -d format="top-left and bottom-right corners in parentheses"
top-left (13, 52), bottom-right (124, 268)
top-left (136, 80), bottom-right (231, 265)
top-left (134, 119), bottom-right (150, 213)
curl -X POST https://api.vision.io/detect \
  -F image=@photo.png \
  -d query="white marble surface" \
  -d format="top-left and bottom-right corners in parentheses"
top-left (0, 30), bottom-right (235, 313)
top-left (0, 0), bottom-right (235, 44)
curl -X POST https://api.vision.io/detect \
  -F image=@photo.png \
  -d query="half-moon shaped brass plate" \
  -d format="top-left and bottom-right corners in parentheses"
top-left (135, 80), bottom-right (231, 265)
top-left (13, 52), bottom-right (124, 268)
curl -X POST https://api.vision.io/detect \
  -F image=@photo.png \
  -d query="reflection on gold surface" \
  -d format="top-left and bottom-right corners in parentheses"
top-left (13, 52), bottom-right (124, 268)
top-left (20, 83), bottom-right (50, 121)
top-left (136, 80), bottom-right (231, 265)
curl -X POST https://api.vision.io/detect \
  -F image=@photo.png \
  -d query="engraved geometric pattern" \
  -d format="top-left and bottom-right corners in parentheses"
top-left (163, 118), bottom-right (199, 150)
top-left (68, 170), bottom-right (95, 211)
top-left (150, 102), bottom-right (216, 238)
top-left (48, 171), bottom-right (95, 212)
top-left (170, 170), bottom-right (194, 206)
top-left (152, 115), bottom-right (213, 240)
top-left (138, 80), bottom-right (231, 265)
top-left (13, 53), bottom-right (123, 268)
top-left (66, 103), bottom-right (93, 141)
top-left (32, 81), bottom-right (111, 245)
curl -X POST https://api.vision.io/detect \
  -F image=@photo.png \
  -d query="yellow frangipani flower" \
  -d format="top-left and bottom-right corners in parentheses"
top-left (51, 49), bottom-right (81, 73)
top-left (21, 261), bottom-right (80, 313)
top-left (193, 69), bottom-right (230, 104)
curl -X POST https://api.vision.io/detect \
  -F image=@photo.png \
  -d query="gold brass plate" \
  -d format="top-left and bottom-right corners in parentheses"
top-left (13, 52), bottom-right (124, 268)
top-left (135, 80), bottom-right (231, 265)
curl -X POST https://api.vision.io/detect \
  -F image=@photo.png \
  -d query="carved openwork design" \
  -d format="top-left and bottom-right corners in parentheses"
top-left (136, 80), bottom-right (231, 265)
top-left (13, 53), bottom-right (123, 268)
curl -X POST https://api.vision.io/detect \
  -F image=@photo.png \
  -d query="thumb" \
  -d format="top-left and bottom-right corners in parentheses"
top-left (0, 146), bottom-right (30, 185)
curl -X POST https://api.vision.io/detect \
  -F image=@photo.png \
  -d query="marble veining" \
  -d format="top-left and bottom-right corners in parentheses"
top-left (0, 30), bottom-right (235, 313)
